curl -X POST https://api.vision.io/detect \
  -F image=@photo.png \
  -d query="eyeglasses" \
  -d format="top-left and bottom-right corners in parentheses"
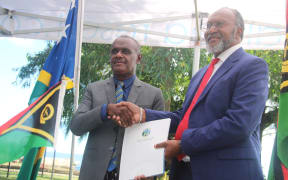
top-left (206, 22), bottom-right (225, 30)
top-left (110, 48), bottom-right (132, 55)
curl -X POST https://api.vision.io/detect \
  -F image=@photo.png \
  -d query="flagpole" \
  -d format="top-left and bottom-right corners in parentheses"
top-left (7, 162), bottom-right (10, 178)
top-left (69, 0), bottom-right (84, 179)
top-left (54, 79), bottom-right (68, 148)
top-left (50, 149), bottom-right (56, 180)
top-left (192, 0), bottom-right (200, 77)
top-left (41, 149), bottom-right (46, 176)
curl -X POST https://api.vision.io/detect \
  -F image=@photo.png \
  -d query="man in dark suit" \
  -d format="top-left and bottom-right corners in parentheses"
top-left (70, 35), bottom-right (165, 180)
top-left (117, 7), bottom-right (268, 180)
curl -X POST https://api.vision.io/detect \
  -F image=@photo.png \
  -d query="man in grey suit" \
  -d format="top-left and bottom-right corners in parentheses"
top-left (70, 35), bottom-right (165, 180)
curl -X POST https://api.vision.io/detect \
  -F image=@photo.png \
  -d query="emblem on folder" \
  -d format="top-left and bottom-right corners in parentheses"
top-left (142, 128), bottom-right (151, 137)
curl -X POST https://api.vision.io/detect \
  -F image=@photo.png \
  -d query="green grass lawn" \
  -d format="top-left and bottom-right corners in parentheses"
top-left (0, 169), bottom-right (78, 180)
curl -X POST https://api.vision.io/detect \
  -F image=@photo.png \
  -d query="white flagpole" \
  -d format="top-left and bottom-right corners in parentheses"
top-left (192, 0), bottom-right (201, 77)
top-left (53, 78), bottom-right (68, 148)
top-left (69, 0), bottom-right (84, 179)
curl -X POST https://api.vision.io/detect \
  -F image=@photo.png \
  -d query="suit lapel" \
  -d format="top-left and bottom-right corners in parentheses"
top-left (190, 67), bottom-right (208, 96)
top-left (105, 77), bottom-right (116, 103)
top-left (183, 67), bottom-right (208, 111)
top-left (127, 77), bottom-right (141, 103)
top-left (196, 48), bottom-right (243, 105)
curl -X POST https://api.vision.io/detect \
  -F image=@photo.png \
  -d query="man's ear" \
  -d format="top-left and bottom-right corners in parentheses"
top-left (136, 54), bottom-right (142, 64)
top-left (236, 27), bottom-right (243, 41)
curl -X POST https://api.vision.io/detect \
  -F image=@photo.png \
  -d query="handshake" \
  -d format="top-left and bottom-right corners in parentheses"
top-left (107, 102), bottom-right (144, 127)
top-left (106, 102), bottom-right (182, 163)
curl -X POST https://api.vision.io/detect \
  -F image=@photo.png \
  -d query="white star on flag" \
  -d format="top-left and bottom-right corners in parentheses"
top-left (71, 0), bottom-right (75, 9)
top-left (57, 24), bottom-right (70, 44)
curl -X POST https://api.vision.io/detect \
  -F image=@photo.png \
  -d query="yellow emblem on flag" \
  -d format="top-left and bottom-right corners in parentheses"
top-left (40, 104), bottom-right (54, 124)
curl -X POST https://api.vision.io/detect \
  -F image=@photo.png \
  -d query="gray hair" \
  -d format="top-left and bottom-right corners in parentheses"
top-left (230, 8), bottom-right (245, 40)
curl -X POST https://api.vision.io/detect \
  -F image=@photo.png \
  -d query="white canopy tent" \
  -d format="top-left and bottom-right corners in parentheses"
top-left (0, 0), bottom-right (285, 49)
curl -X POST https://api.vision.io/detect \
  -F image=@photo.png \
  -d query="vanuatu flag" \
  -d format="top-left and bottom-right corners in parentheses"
top-left (0, 82), bottom-right (61, 164)
top-left (0, 0), bottom-right (80, 179)
top-left (15, 0), bottom-right (79, 179)
top-left (268, 0), bottom-right (288, 179)
top-left (28, 0), bottom-right (77, 104)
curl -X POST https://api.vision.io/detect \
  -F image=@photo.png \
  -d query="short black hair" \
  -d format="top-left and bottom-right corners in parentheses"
top-left (112, 35), bottom-right (141, 54)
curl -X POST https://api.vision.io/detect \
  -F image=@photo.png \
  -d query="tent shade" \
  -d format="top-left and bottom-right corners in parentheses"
top-left (0, 0), bottom-right (285, 49)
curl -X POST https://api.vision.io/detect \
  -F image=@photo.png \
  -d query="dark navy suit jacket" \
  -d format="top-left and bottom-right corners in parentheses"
top-left (146, 48), bottom-right (268, 180)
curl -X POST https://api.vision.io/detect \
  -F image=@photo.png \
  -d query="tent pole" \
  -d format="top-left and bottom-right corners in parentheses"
top-left (69, 135), bottom-right (75, 179)
top-left (193, 43), bottom-right (201, 76)
top-left (192, 0), bottom-right (201, 76)
top-left (69, 0), bottom-right (85, 179)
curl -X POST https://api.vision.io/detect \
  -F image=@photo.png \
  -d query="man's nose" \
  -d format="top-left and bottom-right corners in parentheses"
top-left (115, 50), bottom-right (124, 57)
top-left (207, 25), bottom-right (218, 33)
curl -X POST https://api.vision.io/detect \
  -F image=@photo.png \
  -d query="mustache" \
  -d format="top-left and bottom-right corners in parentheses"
top-left (206, 33), bottom-right (222, 41)
top-left (111, 57), bottom-right (126, 64)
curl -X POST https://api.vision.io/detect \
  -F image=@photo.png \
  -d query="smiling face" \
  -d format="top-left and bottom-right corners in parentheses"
top-left (204, 8), bottom-right (242, 57)
top-left (110, 37), bottom-right (141, 80)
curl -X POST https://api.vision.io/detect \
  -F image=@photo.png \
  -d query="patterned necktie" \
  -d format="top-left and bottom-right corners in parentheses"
top-left (115, 81), bottom-right (124, 103)
top-left (107, 81), bottom-right (124, 172)
top-left (175, 58), bottom-right (220, 161)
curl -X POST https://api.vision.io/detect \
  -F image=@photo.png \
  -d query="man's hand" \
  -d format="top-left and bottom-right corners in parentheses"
top-left (110, 102), bottom-right (146, 127)
top-left (155, 140), bottom-right (181, 160)
top-left (134, 175), bottom-right (153, 180)
top-left (107, 104), bottom-right (133, 127)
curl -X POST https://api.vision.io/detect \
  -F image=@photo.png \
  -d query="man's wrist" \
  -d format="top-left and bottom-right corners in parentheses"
top-left (142, 108), bottom-right (146, 122)
top-left (139, 107), bottom-right (142, 124)
top-left (138, 108), bottom-right (147, 123)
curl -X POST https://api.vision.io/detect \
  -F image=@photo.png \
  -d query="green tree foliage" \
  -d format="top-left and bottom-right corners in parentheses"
top-left (246, 50), bottom-right (283, 138)
top-left (14, 42), bottom-right (283, 137)
top-left (138, 47), bottom-right (212, 111)
top-left (62, 43), bottom-right (112, 129)
top-left (14, 42), bottom-right (53, 88)
top-left (139, 47), bottom-right (192, 111)
top-left (246, 50), bottom-right (282, 103)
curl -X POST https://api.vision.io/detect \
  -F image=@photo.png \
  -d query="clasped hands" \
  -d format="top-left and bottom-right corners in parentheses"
top-left (107, 102), bottom-right (182, 159)
top-left (107, 102), bottom-right (182, 179)
top-left (107, 102), bottom-right (142, 127)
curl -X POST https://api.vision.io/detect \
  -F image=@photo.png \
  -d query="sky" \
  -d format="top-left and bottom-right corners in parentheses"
top-left (0, 36), bottom-right (277, 178)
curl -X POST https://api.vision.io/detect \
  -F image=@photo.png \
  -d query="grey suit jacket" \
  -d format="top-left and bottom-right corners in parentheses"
top-left (70, 77), bottom-right (165, 180)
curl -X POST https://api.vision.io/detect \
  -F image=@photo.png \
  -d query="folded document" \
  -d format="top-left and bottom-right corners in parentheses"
top-left (119, 118), bottom-right (171, 180)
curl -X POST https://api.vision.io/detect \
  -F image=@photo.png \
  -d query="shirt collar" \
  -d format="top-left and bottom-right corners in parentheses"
top-left (114, 75), bottom-right (136, 89)
top-left (216, 43), bottom-right (242, 63)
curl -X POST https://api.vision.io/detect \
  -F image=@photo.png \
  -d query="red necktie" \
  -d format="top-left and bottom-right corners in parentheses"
top-left (175, 58), bottom-right (220, 161)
